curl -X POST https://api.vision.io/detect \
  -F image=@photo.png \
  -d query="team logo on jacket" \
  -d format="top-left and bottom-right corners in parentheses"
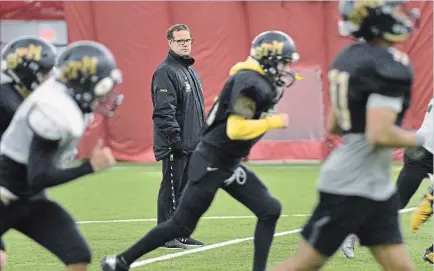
top-left (185, 79), bottom-right (191, 92)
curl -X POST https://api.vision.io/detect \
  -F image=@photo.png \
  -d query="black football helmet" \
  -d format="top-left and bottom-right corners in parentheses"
top-left (1, 36), bottom-right (56, 94)
top-left (250, 30), bottom-right (301, 88)
top-left (55, 41), bottom-right (123, 117)
top-left (338, 0), bottom-right (420, 42)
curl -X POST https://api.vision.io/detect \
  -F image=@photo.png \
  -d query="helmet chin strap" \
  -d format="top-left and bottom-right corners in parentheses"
top-left (273, 87), bottom-right (284, 102)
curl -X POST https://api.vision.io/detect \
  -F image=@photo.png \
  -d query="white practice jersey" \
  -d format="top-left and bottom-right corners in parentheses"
top-left (418, 98), bottom-right (433, 154)
top-left (0, 78), bottom-right (92, 167)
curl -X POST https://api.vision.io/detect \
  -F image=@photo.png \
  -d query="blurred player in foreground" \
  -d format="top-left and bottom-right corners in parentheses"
top-left (342, 99), bottom-right (433, 261)
top-left (0, 35), bottom-right (57, 270)
top-left (0, 40), bottom-right (123, 271)
top-left (271, 0), bottom-right (422, 270)
top-left (100, 30), bottom-right (302, 271)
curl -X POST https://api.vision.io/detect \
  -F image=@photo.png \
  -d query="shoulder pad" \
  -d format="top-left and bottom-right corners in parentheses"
top-left (27, 99), bottom-right (85, 141)
top-left (27, 103), bottom-right (68, 141)
top-left (374, 47), bottom-right (413, 83)
top-left (233, 71), bottom-right (273, 103)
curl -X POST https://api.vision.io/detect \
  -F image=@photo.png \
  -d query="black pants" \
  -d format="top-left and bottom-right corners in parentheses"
top-left (397, 148), bottom-right (433, 209)
top-left (0, 198), bottom-right (91, 265)
top-left (157, 152), bottom-right (191, 224)
top-left (121, 151), bottom-right (282, 270)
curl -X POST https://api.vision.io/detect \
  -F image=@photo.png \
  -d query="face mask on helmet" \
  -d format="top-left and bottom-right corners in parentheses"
top-left (92, 68), bottom-right (124, 117)
top-left (93, 91), bottom-right (124, 117)
top-left (392, 2), bottom-right (420, 31)
top-left (274, 53), bottom-right (302, 88)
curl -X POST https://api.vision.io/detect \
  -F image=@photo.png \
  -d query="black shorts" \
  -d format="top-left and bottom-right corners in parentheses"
top-left (0, 198), bottom-right (91, 265)
top-left (301, 192), bottom-right (403, 257)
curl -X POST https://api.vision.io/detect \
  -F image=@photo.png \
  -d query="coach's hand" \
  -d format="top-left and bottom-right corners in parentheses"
top-left (169, 140), bottom-right (185, 155)
top-left (89, 139), bottom-right (116, 172)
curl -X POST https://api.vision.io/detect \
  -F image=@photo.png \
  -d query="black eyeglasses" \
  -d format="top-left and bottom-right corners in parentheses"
top-left (172, 39), bottom-right (194, 45)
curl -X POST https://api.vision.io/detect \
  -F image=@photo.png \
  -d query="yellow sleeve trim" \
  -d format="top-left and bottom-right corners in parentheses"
top-left (226, 115), bottom-right (283, 140)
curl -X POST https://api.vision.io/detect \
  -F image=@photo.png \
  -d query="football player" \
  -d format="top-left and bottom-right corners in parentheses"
top-left (343, 98), bottom-right (433, 260)
top-left (0, 40), bottom-right (123, 271)
top-left (271, 1), bottom-right (422, 270)
top-left (0, 35), bottom-right (57, 270)
top-left (100, 30), bottom-right (301, 271)
top-left (398, 98), bottom-right (433, 209)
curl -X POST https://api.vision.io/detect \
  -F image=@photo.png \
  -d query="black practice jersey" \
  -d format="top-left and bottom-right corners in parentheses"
top-left (200, 70), bottom-right (278, 166)
top-left (328, 41), bottom-right (413, 134)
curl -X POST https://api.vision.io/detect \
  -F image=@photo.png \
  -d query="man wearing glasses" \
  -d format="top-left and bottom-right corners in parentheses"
top-left (151, 24), bottom-right (205, 249)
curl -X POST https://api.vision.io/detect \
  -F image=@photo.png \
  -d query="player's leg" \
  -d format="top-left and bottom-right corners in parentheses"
top-left (396, 149), bottom-right (432, 209)
top-left (157, 154), bottom-right (186, 248)
top-left (108, 179), bottom-right (222, 270)
top-left (101, 152), bottom-right (230, 270)
top-left (358, 193), bottom-right (414, 271)
top-left (410, 184), bottom-right (433, 264)
top-left (0, 200), bottom-right (14, 271)
top-left (411, 183), bottom-right (433, 232)
top-left (369, 244), bottom-right (414, 271)
top-left (222, 166), bottom-right (281, 271)
top-left (270, 193), bottom-right (369, 271)
top-left (14, 200), bottom-right (91, 271)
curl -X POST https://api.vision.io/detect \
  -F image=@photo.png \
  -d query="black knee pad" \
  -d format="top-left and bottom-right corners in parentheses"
top-left (268, 197), bottom-right (282, 219)
top-left (63, 241), bottom-right (92, 265)
top-left (258, 196), bottom-right (282, 221)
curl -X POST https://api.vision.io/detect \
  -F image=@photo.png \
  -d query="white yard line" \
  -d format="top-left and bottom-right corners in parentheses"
top-left (77, 215), bottom-right (293, 224)
top-left (77, 207), bottom-right (416, 225)
top-left (130, 207), bottom-right (416, 268)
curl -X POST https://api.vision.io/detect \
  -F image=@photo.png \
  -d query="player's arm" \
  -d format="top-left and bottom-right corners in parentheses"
top-left (226, 88), bottom-right (286, 140)
top-left (151, 69), bottom-right (181, 148)
top-left (26, 105), bottom-right (94, 192)
top-left (365, 51), bottom-right (428, 148)
top-left (325, 107), bottom-right (342, 135)
top-left (365, 94), bottom-right (424, 148)
top-left (26, 136), bottom-right (94, 192)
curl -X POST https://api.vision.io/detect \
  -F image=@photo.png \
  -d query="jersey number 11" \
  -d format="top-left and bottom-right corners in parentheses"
top-left (328, 69), bottom-right (351, 131)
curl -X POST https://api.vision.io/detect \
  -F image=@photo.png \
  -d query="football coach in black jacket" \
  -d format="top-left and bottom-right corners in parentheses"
top-left (151, 24), bottom-right (205, 249)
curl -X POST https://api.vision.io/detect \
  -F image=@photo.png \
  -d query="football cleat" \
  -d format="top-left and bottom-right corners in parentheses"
top-left (422, 245), bottom-right (433, 264)
top-left (342, 234), bottom-right (357, 259)
top-left (100, 255), bottom-right (129, 271)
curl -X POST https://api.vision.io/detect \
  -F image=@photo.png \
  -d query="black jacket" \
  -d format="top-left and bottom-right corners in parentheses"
top-left (151, 50), bottom-right (206, 161)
